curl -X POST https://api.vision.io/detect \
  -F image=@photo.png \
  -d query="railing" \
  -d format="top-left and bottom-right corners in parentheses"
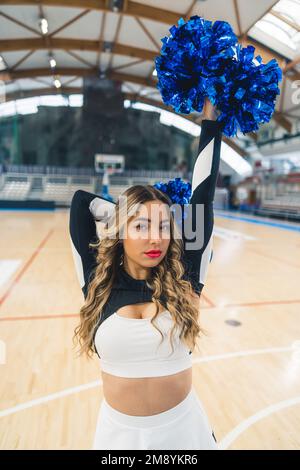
top-left (4, 164), bottom-right (191, 180)
top-left (0, 171), bottom-right (229, 209)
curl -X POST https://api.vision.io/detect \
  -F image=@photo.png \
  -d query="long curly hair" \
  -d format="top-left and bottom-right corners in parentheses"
top-left (73, 184), bottom-right (205, 358)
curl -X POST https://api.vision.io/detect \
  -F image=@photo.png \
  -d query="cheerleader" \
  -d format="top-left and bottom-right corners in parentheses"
top-left (69, 98), bottom-right (222, 450)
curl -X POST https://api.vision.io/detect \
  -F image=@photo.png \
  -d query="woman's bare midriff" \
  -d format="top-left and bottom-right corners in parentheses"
top-left (102, 368), bottom-right (192, 416)
top-left (100, 301), bottom-right (193, 416)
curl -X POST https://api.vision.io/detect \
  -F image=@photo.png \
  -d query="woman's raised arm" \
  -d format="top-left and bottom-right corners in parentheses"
top-left (69, 189), bottom-right (115, 298)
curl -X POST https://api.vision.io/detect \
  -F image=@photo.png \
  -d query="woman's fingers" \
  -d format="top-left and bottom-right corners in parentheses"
top-left (202, 98), bottom-right (218, 121)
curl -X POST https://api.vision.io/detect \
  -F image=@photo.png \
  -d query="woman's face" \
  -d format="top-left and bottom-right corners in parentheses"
top-left (122, 200), bottom-right (171, 268)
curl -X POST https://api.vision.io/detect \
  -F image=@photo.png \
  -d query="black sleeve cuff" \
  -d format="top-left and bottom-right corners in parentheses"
top-left (201, 119), bottom-right (224, 134)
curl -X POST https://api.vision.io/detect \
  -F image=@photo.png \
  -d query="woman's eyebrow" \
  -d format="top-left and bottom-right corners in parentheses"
top-left (134, 217), bottom-right (170, 223)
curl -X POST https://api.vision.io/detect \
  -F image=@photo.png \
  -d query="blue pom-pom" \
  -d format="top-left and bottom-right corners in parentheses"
top-left (153, 177), bottom-right (192, 227)
top-left (153, 177), bottom-right (191, 206)
top-left (155, 16), bottom-right (282, 136)
top-left (212, 44), bottom-right (283, 137)
top-left (155, 15), bottom-right (238, 114)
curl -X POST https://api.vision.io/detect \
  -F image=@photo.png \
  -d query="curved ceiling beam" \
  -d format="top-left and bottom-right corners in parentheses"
top-left (0, 37), bottom-right (293, 87)
top-left (2, 66), bottom-right (157, 87)
top-left (0, 37), bottom-right (157, 61)
top-left (0, 0), bottom-right (181, 24)
top-left (0, 0), bottom-right (295, 67)
top-left (240, 36), bottom-right (288, 69)
top-left (0, 36), bottom-right (293, 78)
top-left (273, 111), bottom-right (293, 134)
top-left (1, 66), bottom-right (291, 133)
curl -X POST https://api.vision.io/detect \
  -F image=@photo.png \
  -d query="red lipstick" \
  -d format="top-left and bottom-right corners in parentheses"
top-left (145, 250), bottom-right (162, 258)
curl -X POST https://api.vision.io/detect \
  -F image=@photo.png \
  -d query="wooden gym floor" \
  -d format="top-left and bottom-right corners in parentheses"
top-left (0, 208), bottom-right (299, 450)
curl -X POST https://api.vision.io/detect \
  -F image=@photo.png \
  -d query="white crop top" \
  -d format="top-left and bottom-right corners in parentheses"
top-left (94, 310), bottom-right (193, 378)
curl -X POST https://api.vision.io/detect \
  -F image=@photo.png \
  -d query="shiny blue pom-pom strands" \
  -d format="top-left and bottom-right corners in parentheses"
top-left (155, 16), bottom-right (238, 115)
top-left (153, 178), bottom-right (192, 226)
top-left (153, 177), bottom-right (191, 206)
top-left (155, 15), bottom-right (282, 137)
top-left (212, 44), bottom-right (283, 137)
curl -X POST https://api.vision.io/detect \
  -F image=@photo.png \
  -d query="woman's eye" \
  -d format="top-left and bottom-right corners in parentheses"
top-left (136, 224), bottom-right (148, 231)
top-left (135, 224), bottom-right (169, 232)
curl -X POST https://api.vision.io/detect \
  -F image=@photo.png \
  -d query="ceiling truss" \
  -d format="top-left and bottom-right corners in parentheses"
top-left (0, 0), bottom-right (298, 138)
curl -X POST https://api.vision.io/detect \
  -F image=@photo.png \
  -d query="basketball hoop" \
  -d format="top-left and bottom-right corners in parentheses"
top-left (94, 154), bottom-right (124, 174)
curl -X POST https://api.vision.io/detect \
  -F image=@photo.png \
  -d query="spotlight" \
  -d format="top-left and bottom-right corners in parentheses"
top-left (53, 77), bottom-right (61, 88)
top-left (109, 0), bottom-right (124, 12)
top-left (103, 41), bottom-right (113, 53)
top-left (39, 17), bottom-right (48, 35)
top-left (49, 54), bottom-right (56, 68)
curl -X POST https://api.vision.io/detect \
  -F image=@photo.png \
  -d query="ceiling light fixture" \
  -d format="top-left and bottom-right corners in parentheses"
top-left (103, 41), bottom-right (113, 53)
top-left (109, 0), bottom-right (124, 12)
top-left (53, 77), bottom-right (61, 88)
top-left (39, 17), bottom-right (48, 35)
top-left (49, 54), bottom-right (56, 68)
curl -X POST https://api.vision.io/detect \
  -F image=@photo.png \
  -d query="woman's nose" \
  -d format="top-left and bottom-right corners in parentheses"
top-left (148, 227), bottom-right (161, 241)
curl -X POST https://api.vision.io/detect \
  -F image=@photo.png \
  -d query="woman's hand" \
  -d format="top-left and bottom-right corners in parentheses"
top-left (202, 97), bottom-right (218, 121)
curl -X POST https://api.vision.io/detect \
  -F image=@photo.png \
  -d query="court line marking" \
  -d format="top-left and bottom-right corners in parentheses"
top-left (200, 293), bottom-right (215, 308)
top-left (214, 226), bottom-right (257, 241)
top-left (1, 298), bottom-right (300, 321)
top-left (1, 344), bottom-right (299, 418)
top-left (215, 211), bottom-right (300, 233)
top-left (0, 314), bottom-right (79, 322)
top-left (218, 395), bottom-right (300, 450)
top-left (0, 380), bottom-right (102, 418)
top-left (0, 229), bottom-right (54, 307)
top-left (217, 299), bottom-right (300, 308)
top-left (192, 345), bottom-right (296, 364)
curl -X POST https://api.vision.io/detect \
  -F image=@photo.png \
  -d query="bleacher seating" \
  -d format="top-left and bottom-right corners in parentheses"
top-left (259, 194), bottom-right (300, 219)
top-left (0, 179), bottom-right (31, 200)
top-left (2, 166), bottom-right (298, 221)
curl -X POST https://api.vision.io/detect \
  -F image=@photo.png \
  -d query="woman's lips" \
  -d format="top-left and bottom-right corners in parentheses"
top-left (145, 251), bottom-right (162, 258)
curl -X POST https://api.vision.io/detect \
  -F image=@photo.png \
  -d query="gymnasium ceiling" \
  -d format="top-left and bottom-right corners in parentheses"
top-left (0, 0), bottom-right (300, 155)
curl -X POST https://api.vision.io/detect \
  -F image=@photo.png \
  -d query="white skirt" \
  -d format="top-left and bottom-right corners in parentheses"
top-left (92, 387), bottom-right (218, 450)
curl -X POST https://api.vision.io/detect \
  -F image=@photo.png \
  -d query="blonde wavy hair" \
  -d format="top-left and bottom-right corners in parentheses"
top-left (73, 184), bottom-right (206, 358)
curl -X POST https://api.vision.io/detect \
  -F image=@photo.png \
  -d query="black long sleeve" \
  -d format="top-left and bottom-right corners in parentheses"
top-left (182, 119), bottom-right (223, 295)
top-left (69, 189), bottom-right (115, 298)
